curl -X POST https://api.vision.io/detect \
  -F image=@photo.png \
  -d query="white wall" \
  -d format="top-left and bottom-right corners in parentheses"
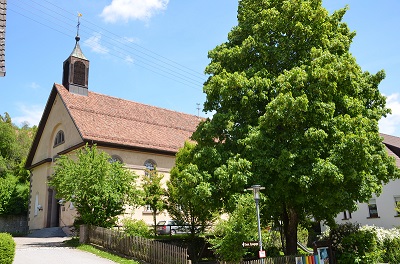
top-left (333, 179), bottom-right (400, 229)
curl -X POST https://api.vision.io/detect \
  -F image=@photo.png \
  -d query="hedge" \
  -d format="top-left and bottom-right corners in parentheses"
top-left (0, 233), bottom-right (16, 264)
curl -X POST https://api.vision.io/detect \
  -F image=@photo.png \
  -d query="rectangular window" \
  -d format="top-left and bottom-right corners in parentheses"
top-left (395, 196), bottom-right (400, 216)
top-left (368, 198), bottom-right (379, 218)
top-left (34, 194), bottom-right (39, 216)
top-left (342, 210), bottom-right (352, 220)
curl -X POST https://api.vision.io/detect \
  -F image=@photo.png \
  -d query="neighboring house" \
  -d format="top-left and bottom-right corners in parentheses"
top-left (0, 0), bottom-right (6, 77)
top-left (332, 133), bottom-right (400, 229)
top-left (25, 35), bottom-right (201, 230)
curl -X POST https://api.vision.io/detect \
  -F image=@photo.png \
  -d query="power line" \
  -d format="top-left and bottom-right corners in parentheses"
top-left (10, 0), bottom-right (208, 90)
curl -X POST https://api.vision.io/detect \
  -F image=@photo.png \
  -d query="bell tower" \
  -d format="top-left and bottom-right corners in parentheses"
top-left (62, 15), bottom-right (89, 95)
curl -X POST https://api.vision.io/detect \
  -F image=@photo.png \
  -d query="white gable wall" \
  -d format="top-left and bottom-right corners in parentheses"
top-left (29, 93), bottom-right (84, 230)
top-left (333, 179), bottom-right (400, 229)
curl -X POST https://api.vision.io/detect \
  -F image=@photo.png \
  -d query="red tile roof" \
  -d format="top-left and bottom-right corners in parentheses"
top-left (381, 133), bottom-right (400, 167)
top-left (55, 84), bottom-right (201, 153)
top-left (381, 133), bottom-right (400, 148)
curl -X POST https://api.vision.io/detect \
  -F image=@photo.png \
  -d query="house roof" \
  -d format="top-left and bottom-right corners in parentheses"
top-left (0, 0), bottom-right (6, 77)
top-left (26, 83), bottom-right (202, 168)
top-left (381, 133), bottom-right (400, 167)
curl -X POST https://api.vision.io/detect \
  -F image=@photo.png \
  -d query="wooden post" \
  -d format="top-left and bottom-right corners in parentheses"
top-left (79, 224), bottom-right (89, 244)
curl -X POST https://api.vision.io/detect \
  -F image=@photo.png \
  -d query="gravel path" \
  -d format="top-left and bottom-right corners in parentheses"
top-left (13, 228), bottom-right (116, 264)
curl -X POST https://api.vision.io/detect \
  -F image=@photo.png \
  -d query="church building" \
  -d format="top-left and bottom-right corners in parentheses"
top-left (25, 34), bottom-right (201, 230)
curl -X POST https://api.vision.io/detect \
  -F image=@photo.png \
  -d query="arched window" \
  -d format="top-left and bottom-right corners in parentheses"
top-left (109, 155), bottom-right (123, 164)
top-left (144, 159), bottom-right (157, 176)
top-left (53, 130), bottom-right (65, 147)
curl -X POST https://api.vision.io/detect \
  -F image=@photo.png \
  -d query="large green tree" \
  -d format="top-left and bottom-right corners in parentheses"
top-left (49, 144), bottom-right (141, 228)
top-left (192, 0), bottom-right (399, 255)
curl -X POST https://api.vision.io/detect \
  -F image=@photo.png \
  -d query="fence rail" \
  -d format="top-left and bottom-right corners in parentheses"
top-left (84, 225), bottom-right (190, 264)
top-left (221, 255), bottom-right (306, 264)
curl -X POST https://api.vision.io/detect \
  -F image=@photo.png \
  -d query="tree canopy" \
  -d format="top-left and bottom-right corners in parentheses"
top-left (49, 144), bottom-right (141, 228)
top-left (189, 0), bottom-right (399, 255)
top-left (0, 113), bottom-right (35, 215)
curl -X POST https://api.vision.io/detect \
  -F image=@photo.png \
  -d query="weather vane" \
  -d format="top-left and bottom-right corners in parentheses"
top-left (76, 12), bottom-right (82, 37)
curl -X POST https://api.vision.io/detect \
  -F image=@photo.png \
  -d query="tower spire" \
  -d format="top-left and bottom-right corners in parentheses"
top-left (62, 12), bottom-right (89, 95)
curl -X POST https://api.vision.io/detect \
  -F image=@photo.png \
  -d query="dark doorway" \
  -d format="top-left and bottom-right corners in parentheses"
top-left (46, 188), bottom-right (60, 228)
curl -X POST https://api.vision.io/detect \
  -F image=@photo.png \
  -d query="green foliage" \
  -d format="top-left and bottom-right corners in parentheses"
top-left (366, 226), bottom-right (400, 264)
top-left (208, 194), bottom-right (259, 262)
top-left (382, 235), bottom-right (400, 263)
top-left (0, 113), bottom-right (34, 215)
top-left (141, 168), bottom-right (166, 236)
top-left (328, 224), bottom-right (400, 264)
top-left (329, 222), bottom-right (361, 253)
top-left (297, 225), bottom-right (309, 247)
top-left (0, 233), bottom-right (16, 264)
top-left (49, 144), bottom-right (141, 228)
top-left (339, 229), bottom-right (383, 264)
top-left (191, 0), bottom-right (399, 255)
top-left (167, 141), bottom-right (219, 237)
top-left (0, 175), bottom-right (29, 215)
top-left (121, 218), bottom-right (151, 238)
top-left (208, 194), bottom-right (278, 261)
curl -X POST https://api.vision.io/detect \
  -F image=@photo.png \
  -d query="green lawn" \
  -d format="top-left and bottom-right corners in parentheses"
top-left (65, 238), bottom-right (140, 264)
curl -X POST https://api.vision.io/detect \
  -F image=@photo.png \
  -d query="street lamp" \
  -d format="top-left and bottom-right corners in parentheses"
top-left (247, 185), bottom-right (265, 263)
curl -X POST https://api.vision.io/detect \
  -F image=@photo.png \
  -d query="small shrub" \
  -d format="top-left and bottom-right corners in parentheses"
top-left (0, 233), bottom-right (16, 264)
top-left (382, 236), bottom-right (400, 263)
top-left (329, 222), bottom-right (360, 252)
top-left (122, 218), bottom-right (151, 238)
top-left (338, 229), bottom-right (383, 264)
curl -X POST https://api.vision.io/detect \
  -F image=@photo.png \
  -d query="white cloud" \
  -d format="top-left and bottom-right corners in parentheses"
top-left (13, 104), bottom-right (44, 127)
top-left (100, 0), bottom-right (169, 23)
top-left (83, 33), bottom-right (109, 54)
top-left (29, 82), bottom-right (40, 90)
top-left (121, 36), bottom-right (139, 44)
top-left (125, 55), bottom-right (134, 64)
top-left (379, 93), bottom-right (400, 137)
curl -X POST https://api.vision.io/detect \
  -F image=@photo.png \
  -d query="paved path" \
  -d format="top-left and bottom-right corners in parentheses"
top-left (13, 228), bottom-right (116, 264)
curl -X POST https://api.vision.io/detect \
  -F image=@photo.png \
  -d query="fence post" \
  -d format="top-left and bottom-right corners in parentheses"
top-left (79, 224), bottom-right (89, 244)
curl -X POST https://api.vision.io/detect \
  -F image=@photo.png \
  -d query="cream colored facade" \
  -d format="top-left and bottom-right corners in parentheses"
top-left (27, 36), bottom-right (200, 231)
top-left (28, 93), bottom-right (177, 230)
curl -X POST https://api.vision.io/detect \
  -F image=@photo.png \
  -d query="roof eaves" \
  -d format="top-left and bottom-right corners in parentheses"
top-left (0, 0), bottom-right (6, 77)
top-left (25, 85), bottom-right (58, 168)
top-left (86, 139), bottom-right (177, 157)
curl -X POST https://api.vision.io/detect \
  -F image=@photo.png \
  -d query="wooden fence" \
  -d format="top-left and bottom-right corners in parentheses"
top-left (85, 225), bottom-right (190, 264)
top-left (221, 255), bottom-right (306, 264)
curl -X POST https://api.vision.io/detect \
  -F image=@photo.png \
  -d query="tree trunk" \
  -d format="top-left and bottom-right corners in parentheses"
top-left (283, 206), bottom-right (299, 256)
top-left (152, 210), bottom-right (157, 236)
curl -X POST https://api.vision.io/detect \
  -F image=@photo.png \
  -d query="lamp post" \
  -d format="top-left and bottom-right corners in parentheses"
top-left (247, 185), bottom-right (265, 264)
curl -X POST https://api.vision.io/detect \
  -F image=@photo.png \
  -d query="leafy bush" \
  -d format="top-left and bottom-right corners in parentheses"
top-left (329, 222), bottom-right (360, 253)
top-left (338, 228), bottom-right (383, 264)
top-left (368, 226), bottom-right (400, 263)
top-left (328, 224), bottom-right (400, 264)
top-left (208, 194), bottom-right (260, 262)
top-left (0, 233), bottom-right (16, 264)
top-left (122, 218), bottom-right (152, 238)
top-left (208, 194), bottom-right (279, 261)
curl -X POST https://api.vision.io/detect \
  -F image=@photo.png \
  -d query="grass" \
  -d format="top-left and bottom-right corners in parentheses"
top-left (65, 238), bottom-right (140, 264)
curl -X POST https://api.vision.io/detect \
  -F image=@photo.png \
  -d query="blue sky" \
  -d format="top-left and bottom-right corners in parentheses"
top-left (1, 0), bottom-right (400, 136)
